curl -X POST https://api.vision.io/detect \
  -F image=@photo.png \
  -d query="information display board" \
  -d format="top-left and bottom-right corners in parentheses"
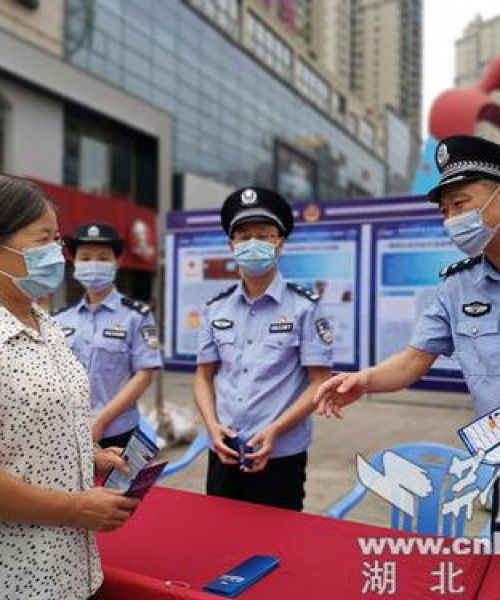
top-left (164, 197), bottom-right (467, 391)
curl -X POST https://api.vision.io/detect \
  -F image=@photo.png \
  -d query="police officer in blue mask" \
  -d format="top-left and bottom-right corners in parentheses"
top-left (194, 187), bottom-right (335, 511)
top-left (313, 135), bottom-right (500, 547)
top-left (53, 224), bottom-right (163, 448)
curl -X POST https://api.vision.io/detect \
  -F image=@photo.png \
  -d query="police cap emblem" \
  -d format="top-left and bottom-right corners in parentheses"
top-left (241, 189), bottom-right (257, 206)
top-left (436, 143), bottom-right (449, 167)
top-left (88, 225), bottom-right (100, 237)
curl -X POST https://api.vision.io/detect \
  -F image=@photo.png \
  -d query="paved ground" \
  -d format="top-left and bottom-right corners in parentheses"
top-left (143, 372), bottom-right (490, 537)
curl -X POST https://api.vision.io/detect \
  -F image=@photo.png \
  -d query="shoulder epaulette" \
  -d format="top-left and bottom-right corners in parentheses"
top-left (121, 296), bottom-right (151, 315)
top-left (50, 302), bottom-right (77, 316)
top-left (207, 284), bottom-right (238, 306)
top-left (439, 256), bottom-right (481, 279)
top-left (287, 282), bottom-right (319, 302)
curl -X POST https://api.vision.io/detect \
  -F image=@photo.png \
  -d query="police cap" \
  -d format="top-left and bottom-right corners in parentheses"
top-left (428, 135), bottom-right (500, 202)
top-left (64, 223), bottom-right (124, 257)
top-left (221, 187), bottom-right (294, 238)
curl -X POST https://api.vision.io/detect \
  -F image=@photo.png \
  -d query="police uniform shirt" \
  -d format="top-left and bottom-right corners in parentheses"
top-left (411, 257), bottom-right (500, 418)
top-left (53, 289), bottom-right (163, 438)
top-left (197, 272), bottom-right (335, 458)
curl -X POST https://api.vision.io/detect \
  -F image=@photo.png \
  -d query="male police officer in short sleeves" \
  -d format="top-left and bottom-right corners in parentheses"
top-left (53, 224), bottom-right (163, 448)
top-left (314, 135), bottom-right (500, 549)
top-left (194, 188), bottom-right (334, 511)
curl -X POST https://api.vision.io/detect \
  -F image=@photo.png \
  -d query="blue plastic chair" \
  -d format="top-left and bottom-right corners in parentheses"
top-left (158, 429), bottom-right (209, 479)
top-left (326, 442), bottom-right (494, 538)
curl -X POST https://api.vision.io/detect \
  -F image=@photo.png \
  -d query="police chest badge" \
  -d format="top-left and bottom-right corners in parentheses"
top-left (211, 319), bottom-right (234, 330)
top-left (315, 318), bottom-right (333, 345)
top-left (141, 325), bottom-right (159, 349)
top-left (103, 327), bottom-right (127, 339)
top-left (462, 302), bottom-right (491, 317)
top-left (269, 321), bottom-right (293, 333)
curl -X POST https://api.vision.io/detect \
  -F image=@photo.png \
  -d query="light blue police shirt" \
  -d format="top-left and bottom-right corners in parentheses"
top-left (53, 289), bottom-right (163, 438)
top-left (411, 257), bottom-right (500, 418)
top-left (197, 272), bottom-right (335, 458)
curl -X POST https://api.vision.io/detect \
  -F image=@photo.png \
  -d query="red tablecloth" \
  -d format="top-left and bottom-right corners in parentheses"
top-left (96, 487), bottom-right (492, 600)
top-left (475, 556), bottom-right (499, 599)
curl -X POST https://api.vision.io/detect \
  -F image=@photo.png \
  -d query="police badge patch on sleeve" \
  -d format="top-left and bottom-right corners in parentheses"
top-left (141, 325), bottom-right (159, 349)
top-left (315, 318), bottom-right (334, 345)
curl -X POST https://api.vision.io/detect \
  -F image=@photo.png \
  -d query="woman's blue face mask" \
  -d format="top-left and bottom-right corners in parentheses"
top-left (0, 241), bottom-right (65, 299)
top-left (443, 185), bottom-right (500, 257)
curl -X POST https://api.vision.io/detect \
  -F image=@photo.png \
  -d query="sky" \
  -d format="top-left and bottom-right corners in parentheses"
top-left (423, 0), bottom-right (500, 138)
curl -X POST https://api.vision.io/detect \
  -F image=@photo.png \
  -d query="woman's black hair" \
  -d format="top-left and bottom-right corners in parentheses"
top-left (0, 175), bottom-right (55, 244)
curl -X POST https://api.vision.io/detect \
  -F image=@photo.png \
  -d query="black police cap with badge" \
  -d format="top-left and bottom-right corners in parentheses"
top-left (64, 224), bottom-right (124, 257)
top-left (427, 134), bottom-right (500, 203)
top-left (221, 187), bottom-right (294, 238)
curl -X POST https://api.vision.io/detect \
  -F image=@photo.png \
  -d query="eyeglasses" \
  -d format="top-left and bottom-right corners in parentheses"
top-left (233, 234), bottom-right (279, 243)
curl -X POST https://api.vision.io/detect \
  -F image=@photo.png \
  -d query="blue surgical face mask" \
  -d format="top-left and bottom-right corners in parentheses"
top-left (73, 260), bottom-right (116, 291)
top-left (444, 185), bottom-right (500, 257)
top-left (233, 239), bottom-right (278, 275)
top-left (0, 241), bottom-right (65, 299)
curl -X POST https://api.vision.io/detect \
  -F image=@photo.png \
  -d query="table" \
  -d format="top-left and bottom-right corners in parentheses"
top-left (96, 487), bottom-right (492, 599)
top-left (476, 556), bottom-right (499, 599)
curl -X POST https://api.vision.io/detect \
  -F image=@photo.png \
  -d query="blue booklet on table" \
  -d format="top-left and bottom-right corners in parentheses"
top-left (203, 555), bottom-right (279, 597)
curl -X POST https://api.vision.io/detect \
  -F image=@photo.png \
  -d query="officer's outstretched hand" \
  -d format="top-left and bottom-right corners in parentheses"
top-left (313, 371), bottom-right (370, 418)
top-left (208, 422), bottom-right (240, 465)
top-left (243, 426), bottom-right (276, 473)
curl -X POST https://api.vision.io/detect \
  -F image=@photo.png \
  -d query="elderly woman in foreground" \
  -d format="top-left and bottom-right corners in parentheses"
top-left (0, 175), bottom-right (138, 599)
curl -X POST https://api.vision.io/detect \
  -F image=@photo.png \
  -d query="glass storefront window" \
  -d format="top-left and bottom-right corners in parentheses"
top-left (80, 135), bottom-right (110, 195)
top-left (65, 114), bottom-right (135, 199)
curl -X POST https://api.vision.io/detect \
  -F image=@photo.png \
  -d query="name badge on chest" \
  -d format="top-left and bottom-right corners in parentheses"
top-left (103, 328), bottom-right (127, 340)
top-left (269, 322), bottom-right (294, 333)
top-left (62, 327), bottom-right (75, 337)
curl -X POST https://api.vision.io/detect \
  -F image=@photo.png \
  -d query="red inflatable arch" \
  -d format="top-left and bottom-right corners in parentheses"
top-left (429, 54), bottom-right (500, 140)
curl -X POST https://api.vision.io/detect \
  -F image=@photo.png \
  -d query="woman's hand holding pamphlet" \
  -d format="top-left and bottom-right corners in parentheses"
top-left (103, 426), bottom-right (168, 499)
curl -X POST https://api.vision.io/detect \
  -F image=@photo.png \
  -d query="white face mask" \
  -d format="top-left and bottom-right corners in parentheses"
top-left (73, 261), bottom-right (116, 291)
top-left (443, 185), bottom-right (500, 257)
top-left (233, 239), bottom-right (278, 275)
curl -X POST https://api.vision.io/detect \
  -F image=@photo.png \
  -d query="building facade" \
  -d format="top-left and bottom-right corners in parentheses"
top-left (0, 0), bottom-right (171, 306)
top-left (350, 0), bottom-right (422, 137)
top-left (252, 0), bottom-right (421, 194)
top-left (65, 0), bottom-right (387, 202)
top-left (455, 14), bottom-right (500, 88)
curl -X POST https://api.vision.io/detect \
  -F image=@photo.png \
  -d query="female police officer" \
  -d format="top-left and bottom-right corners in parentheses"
top-left (53, 224), bottom-right (163, 448)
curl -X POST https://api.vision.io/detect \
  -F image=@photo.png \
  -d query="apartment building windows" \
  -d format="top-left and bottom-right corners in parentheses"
top-left (296, 59), bottom-right (329, 110)
top-left (247, 13), bottom-right (292, 80)
top-left (190, 0), bottom-right (240, 38)
top-left (331, 90), bottom-right (346, 119)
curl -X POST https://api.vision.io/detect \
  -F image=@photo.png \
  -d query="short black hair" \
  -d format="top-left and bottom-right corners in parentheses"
top-left (0, 175), bottom-right (55, 244)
